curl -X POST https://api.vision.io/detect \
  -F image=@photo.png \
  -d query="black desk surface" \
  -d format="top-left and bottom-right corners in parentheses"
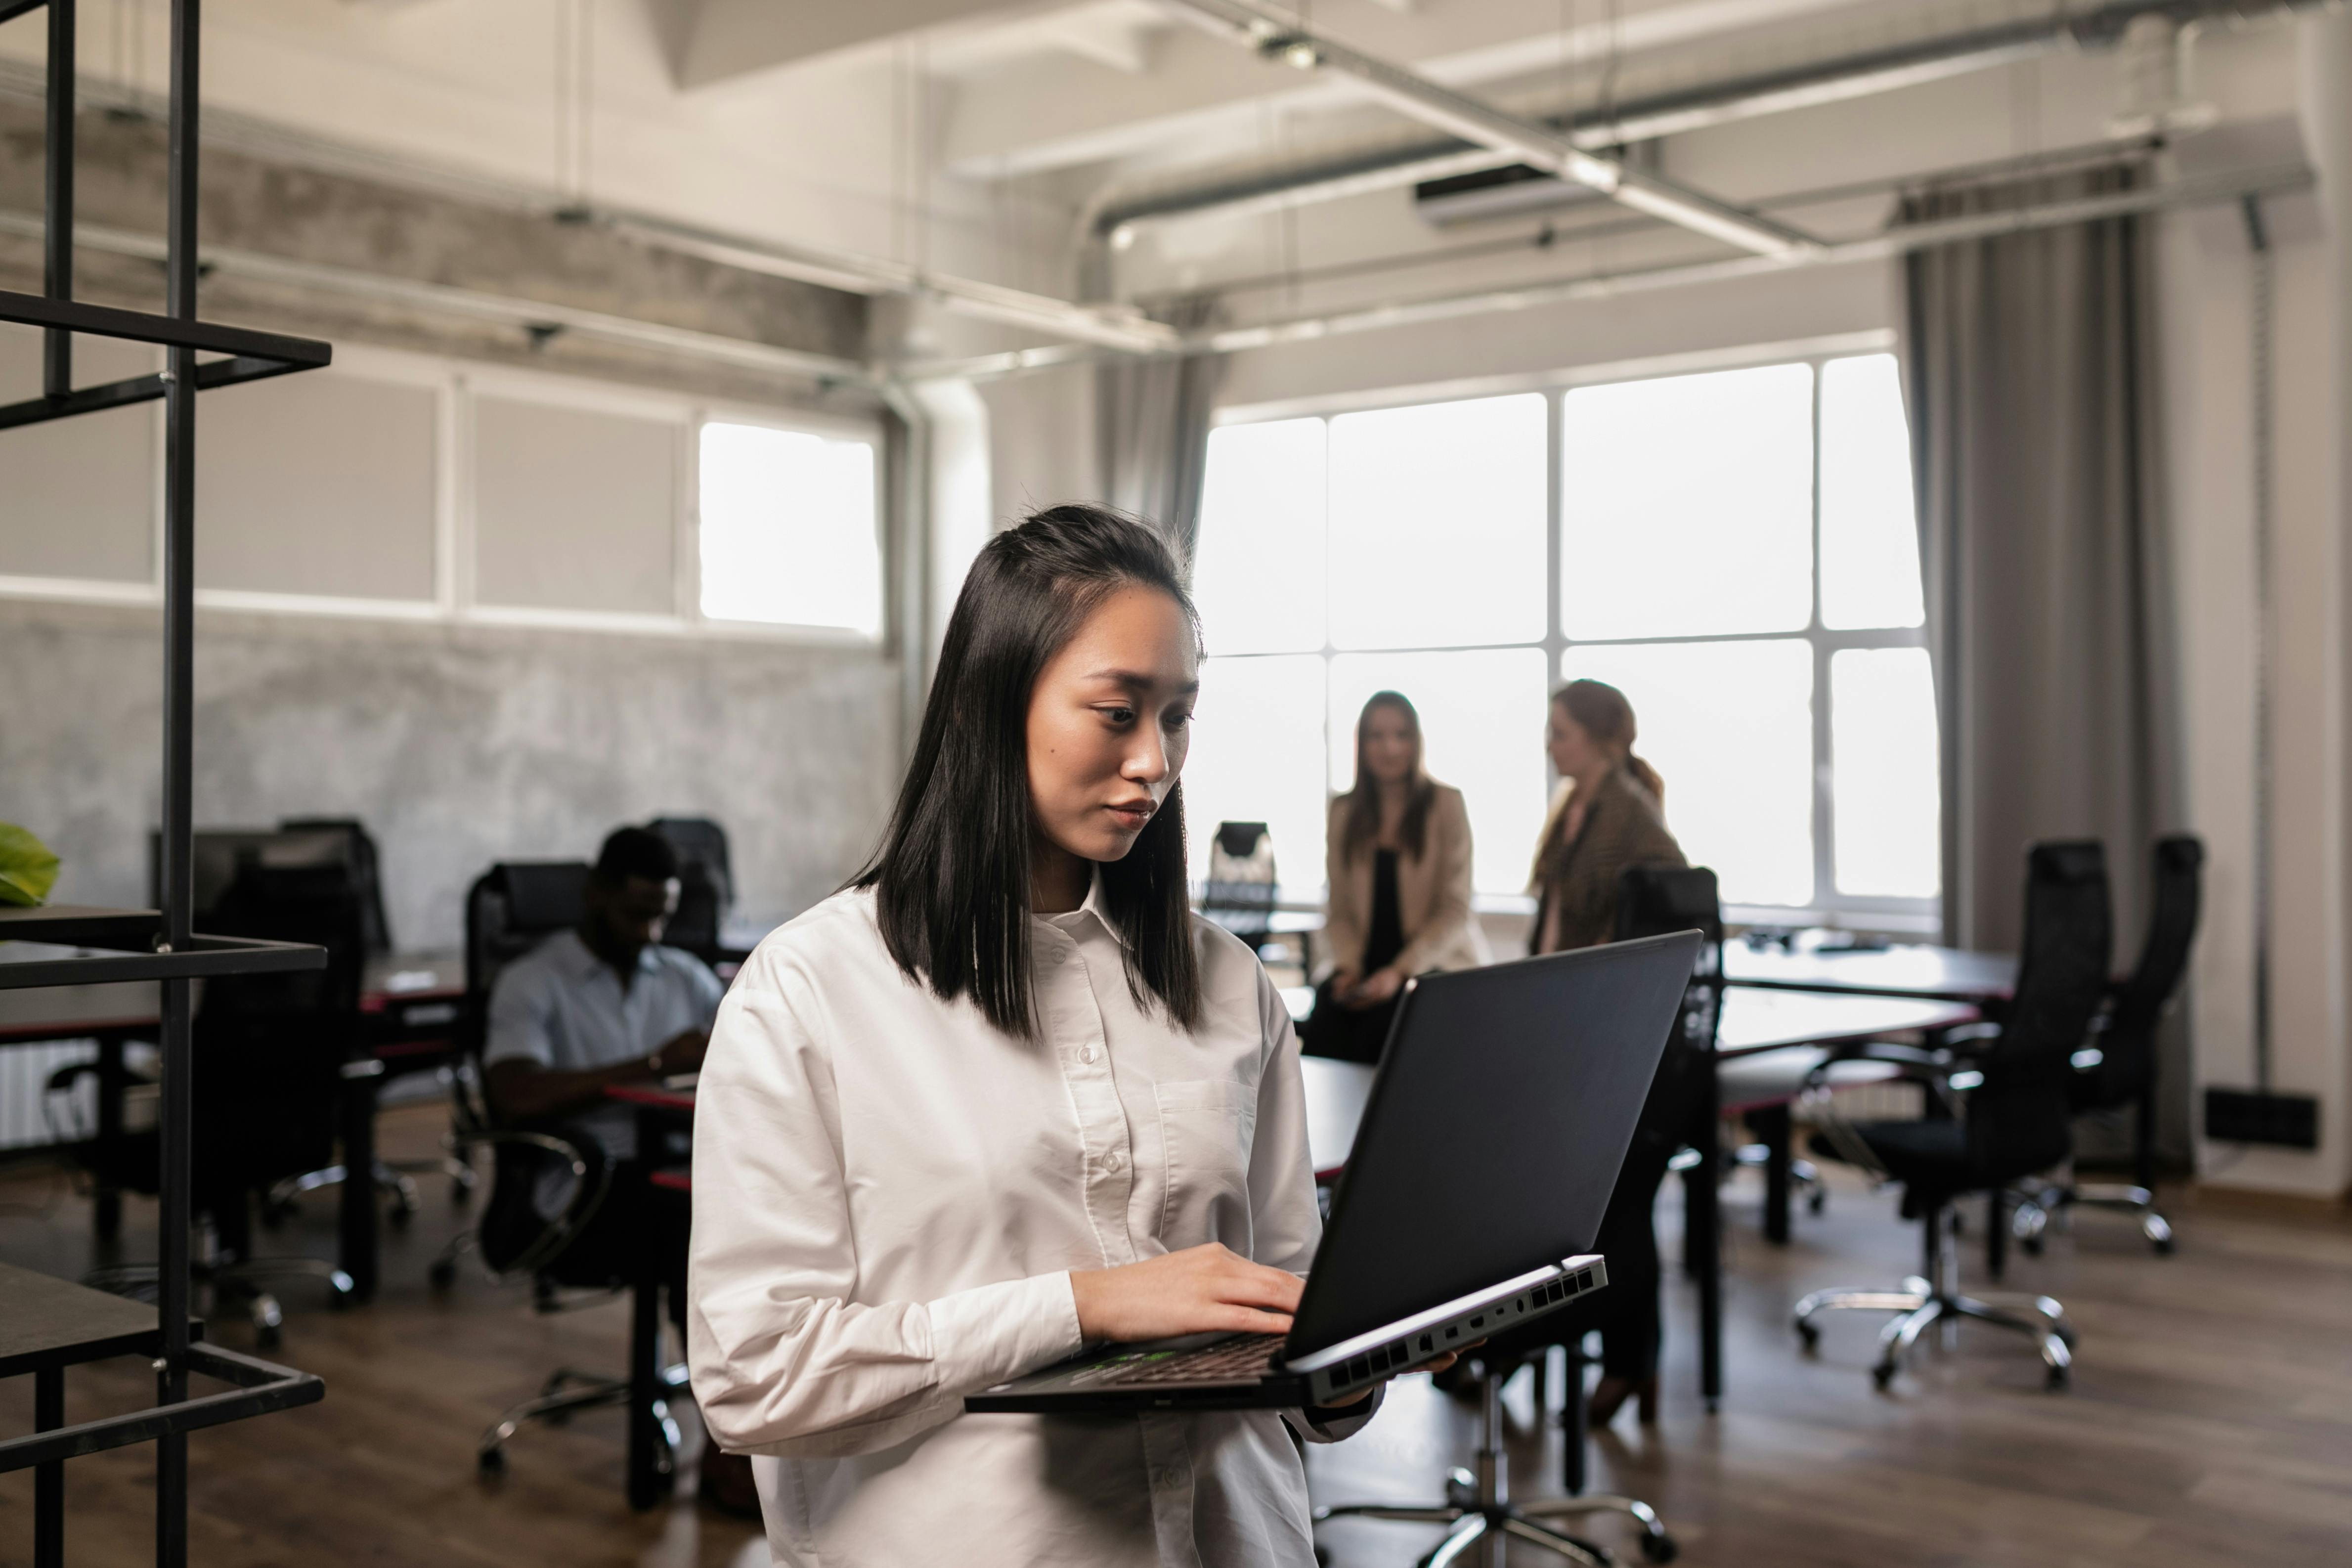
top-left (0, 1262), bottom-right (176, 1378)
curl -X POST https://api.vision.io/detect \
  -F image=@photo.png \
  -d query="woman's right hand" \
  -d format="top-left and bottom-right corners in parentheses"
top-left (1069, 1244), bottom-right (1303, 1343)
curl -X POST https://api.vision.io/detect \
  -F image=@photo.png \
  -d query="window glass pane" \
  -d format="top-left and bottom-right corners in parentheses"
top-left (1561, 364), bottom-right (1814, 639)
top-left (1183, 655), bottom-right (1330, 892)
top-left (1820, 355), bottom-right (1925, 630)
top-left (699, 422), bottom-right (881, 635)
top-left (1560, 640), bottom-right (1815, 907)
top-left (1328, 649), bottom-right (1551, 896)
top-left (1831, 648), bottom-right (1941, 898)
top-left (1194, 419), bottom-right (1327, 655)
top-left (1328, 395), bottom-right (1546, 651)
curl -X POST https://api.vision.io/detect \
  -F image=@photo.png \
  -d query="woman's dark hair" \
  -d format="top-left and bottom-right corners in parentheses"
top-left (853, 504), bottom-right (1203, 1040)
top-left (1336, 690), bottom-right (1437, 863)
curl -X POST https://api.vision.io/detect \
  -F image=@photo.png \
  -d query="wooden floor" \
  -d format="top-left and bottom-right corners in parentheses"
top-left (2, 1102), bottom-right (2348, 1567)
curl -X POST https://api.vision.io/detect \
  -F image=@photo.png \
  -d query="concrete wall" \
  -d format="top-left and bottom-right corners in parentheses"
top-left (0, 600), bottom-right (899, 952)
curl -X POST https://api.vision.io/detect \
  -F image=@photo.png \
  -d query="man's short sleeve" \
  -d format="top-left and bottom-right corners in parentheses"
top-left (682, 953), bottom-right (726, 1028)
top-left (483, 958), bottom-right (557, 1069)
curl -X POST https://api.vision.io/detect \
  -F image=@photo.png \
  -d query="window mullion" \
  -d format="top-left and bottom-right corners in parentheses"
top-left (1809, 359), bottom-right (1836, 913)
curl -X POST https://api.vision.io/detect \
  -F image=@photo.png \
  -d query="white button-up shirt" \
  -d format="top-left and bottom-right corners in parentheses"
top-left (688, 882), bottom-right (1373, 1567)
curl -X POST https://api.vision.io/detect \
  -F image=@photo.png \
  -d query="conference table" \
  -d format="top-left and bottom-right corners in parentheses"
top-left (1724, 936), bottom-right (2016, 1004)
top-left (0, 945), bottom-right (468, 1299)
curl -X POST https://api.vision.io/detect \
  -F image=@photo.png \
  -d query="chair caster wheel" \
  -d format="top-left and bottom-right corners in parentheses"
top-left (2045, 1366), bottom-right (2069, 1392)
top-left (1641, 1532), bottom-right (1679, 1563)
top-left (1795, 1322), bottom-right (1819, 1352)
top-left (1871, 1364), bottom-right (1896, 1392)
top-left (429, 1258), bottom-right (458, 1290)
top-left (1807, 1192), bottom-right (1826, 1216)
top-left (477, 1447), bottom-right (506, 1479)
top-left (2152, 1236), bottom-right (2175, 1256)
top-left (2021, 1235), bottom-right (2045, 1257)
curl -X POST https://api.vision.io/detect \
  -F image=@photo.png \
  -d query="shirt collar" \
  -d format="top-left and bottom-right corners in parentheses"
top-left (562, 928), bottom-right (660, 979)
top-left (1039, 870), bottom-right (1130, 951)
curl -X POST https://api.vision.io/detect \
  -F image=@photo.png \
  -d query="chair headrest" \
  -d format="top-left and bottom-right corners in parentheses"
top-left (1214, 822), bottom-right (1269, 859)
top-left (493, 862), bottom-right (590, 932)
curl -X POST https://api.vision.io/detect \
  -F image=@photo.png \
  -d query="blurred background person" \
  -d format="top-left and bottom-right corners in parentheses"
top-left (1525, 677), bottom-right (1683, 1425)
top-left (1303, 691), bottom-right (1487, 1064)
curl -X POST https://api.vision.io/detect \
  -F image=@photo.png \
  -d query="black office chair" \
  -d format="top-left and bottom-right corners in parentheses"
top-left (2014, 834), bottom-right (2203, 1257)
top-left (277, 817), bottom-right (393, 955)
top-left (430, 861), bottom-right (687, 1483)
top-left (262, 816), bottom-right (453, 1223)
top-left (1202, 821), bottom-right (1279, 955)
top-left (428, 859), bottom-right (593, 1292)
top-left (1794, 840), bottom-right (2112, 1391)
top-left (645, 816), bottom-right (738, 966)
top-left (61, 861), bottom-right (364, 1345)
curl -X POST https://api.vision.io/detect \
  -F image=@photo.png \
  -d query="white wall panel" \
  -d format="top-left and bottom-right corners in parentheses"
top-left (0, 326), bottom-right (158, 584)
top-left (473, 394), bottom-right (679, 615)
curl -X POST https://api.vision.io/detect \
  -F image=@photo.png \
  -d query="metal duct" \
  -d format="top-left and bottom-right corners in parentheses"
top-left (1164, 0), bottom-right (1821, 257)
top-left (1087, 0), bottom-right (2333, 238)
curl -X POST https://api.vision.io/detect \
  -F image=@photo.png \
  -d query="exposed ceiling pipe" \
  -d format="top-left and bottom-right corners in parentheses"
top-left (1161, 0), bottom-right (1821, 259)
top-left (1091, 0), bottom-right (2334, 239)
top-left (0, 210), bottom-right (879, 386)
top-left (587, 207), bottom-right (1183, 353)
top-left (906, 159), bottom-right (2309, 381)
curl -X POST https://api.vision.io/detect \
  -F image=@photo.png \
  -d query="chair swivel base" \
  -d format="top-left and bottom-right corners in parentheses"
top-left (1313, 1367), bottom-right (1676, 1568)
top-left (2014, 1182), bottom-right (2173, 1255)
top-left (478, 1362), bottom-right (687, 1479)
top-left (1793, 1273), bottom-right (2075, 1391)
top-left (87, 1255), bottom-right (355, 1349)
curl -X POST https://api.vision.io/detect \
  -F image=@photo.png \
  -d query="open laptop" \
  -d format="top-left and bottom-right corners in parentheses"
top-left (966, 930), bottom-right (1701, 1413)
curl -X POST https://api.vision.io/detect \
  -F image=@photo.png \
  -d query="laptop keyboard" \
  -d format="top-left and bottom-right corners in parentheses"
top-left (1092, 1333), bottom-right (1288, 1387)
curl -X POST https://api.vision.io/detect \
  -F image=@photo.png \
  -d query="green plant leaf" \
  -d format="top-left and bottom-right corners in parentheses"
top-left (0, 822), bottom-right (62, 908)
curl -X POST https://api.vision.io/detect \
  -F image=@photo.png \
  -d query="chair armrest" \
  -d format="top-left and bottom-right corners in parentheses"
top-left (471, 1128), bottom-right (614, 1282)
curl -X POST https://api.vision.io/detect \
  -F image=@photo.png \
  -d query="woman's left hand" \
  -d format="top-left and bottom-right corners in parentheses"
top-left (1346, 966), bottom-right (1404, 1008)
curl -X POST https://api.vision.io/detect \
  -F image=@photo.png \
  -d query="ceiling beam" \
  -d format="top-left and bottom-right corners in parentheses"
top-left (1163, 0), bottom-right (1823, 258)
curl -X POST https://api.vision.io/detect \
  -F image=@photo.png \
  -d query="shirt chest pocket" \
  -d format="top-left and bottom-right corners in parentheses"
top-left (1154, 1079), bottom-right (1258, 1248)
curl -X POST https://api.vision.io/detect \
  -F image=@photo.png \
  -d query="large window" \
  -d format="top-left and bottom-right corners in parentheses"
top-left (1185, 352), bottom-right (1938, 922)
top-left (698, 421), bottom-right (883, 636)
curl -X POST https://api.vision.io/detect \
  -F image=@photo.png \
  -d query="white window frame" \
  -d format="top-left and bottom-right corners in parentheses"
top-left (0, 341), bottom-right (888, 649)
top-left (1206, 330), bottom-right (1938, 934)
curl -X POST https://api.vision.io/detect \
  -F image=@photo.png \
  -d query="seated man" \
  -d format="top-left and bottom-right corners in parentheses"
top-left (483, 825), bottom-right (753, 1514)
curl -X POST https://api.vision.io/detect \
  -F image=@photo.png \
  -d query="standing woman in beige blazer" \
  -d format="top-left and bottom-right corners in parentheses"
top-left (1303, 691), bottom-right (1488, 1063)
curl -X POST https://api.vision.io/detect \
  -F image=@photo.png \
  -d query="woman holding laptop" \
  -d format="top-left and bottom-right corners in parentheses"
top-left (687, 507), bottom-right (1442, 1567)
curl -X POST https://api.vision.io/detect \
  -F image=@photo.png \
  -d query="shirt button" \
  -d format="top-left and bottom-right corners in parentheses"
top-left (1079, 1045), bottom-right (1099, 1064)
top-left (1103, 1150), bottom-right (1126, 1174)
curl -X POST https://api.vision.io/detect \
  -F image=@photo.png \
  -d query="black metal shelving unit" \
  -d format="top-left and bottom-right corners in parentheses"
top-left (0, 2), bottom-right (333, 1563)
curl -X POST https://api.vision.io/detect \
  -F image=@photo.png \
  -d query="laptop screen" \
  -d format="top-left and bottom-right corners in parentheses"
top-left (1287, 932), bottom-right (1700, 1357)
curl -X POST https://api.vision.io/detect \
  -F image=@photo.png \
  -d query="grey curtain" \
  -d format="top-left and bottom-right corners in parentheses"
top-left (1901, 163), bottom-right (2189, 1164)
top-left (1097, 296), bottom-right (1224, 570)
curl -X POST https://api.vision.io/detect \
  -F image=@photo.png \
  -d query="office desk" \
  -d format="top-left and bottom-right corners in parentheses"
top-left (0, 947), bottom-right (465, 1299)
top-left (1724, 939), bottom-right (2015, 1004)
